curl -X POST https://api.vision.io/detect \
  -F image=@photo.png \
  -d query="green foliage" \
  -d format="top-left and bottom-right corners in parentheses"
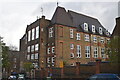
top-left (23, 62), bottom-right (34, 72)
top-left (2, 45), bottom-right (11, 68)
top-left (106, 36), bottom-right (120, 63)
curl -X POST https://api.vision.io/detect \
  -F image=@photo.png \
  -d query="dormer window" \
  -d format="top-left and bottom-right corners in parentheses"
top-left (99, 27), bottom-right (102, 35)
top-left (106, 31), bottom-right (110, 36)
top-left (92, 25), bottom-right (95, 33)
top-left (84, 23), bottom-right (88, 32)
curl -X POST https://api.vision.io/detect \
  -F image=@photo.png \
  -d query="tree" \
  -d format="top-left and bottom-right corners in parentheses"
top-left (106, 36), bottom-right (120, 64)
top-left (23, 62), bottom-right (34, 72)
top-left (8, 44), bottom-right (18, 51)
top-left (2, 46), bottom-right (11, 68)
top-left (0, 37), bottom-right (11, 78)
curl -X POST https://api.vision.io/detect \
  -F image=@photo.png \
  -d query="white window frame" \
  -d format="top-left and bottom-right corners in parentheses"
top-left (84, 34), bottom-right (89, 42)
top-left (27, 46), bottom-right (30, 53)
top-left (70, 63), bottom-right (75, 66)
top-left (32, 28), bottom-right (35, 40)
top-left (85, 46), bottom-right (90, 58)
top-left (14, 64), bottom-right (16, 68)
top-left (77, 45), bottom-right (81, 58)
top-left (52, 47), bottom-right (55, 53)
top-left (31, 54), bottom-right (34, 60)
top-left (99, 27), bottom-right (102, 35)
top-left (47, 47), bottom-right (50, 54)
top-left (35, 44), bottom-right (39, 51)
top-left (27, 54), bottom-right (30, 60)
top-left (94, 47), bottom-right (98, 58)
top-left (28, 30), bottom-right (31, 41)
top-left (35, 53), bottom-right (38, 59)
top-left (70, 29), bottom-right (73, 38)
top-left (47, 57), bottom-right (50, 63)
top-left (70, 53), bottom-right (74, 58)
top-left (100, 37), bottom-right (104, 43)
top-left (36, 26), bottom-right (39, 39)
top-left (41, 28), bottom-right (44, 32)
top-left (49, 27), bottom-right (53, 38)
top-left (93, 36), bottom-right (97, 43)
top-left (31, 45), bottom-right (34, 52)
top-left (106, 31), bottom-right (110, 36)
top-left (76, 33), bottom-right (80, 40)
top-left (101, 48), bottom-right (105, 58)
top-left (51, 57), bottom-right (55, 63)
top-left (70, 44), bottom-right (74, 50)
top-left (84, 23), bottom-right (88, 32)
top-left (92, 25), bottom-right (95, 33)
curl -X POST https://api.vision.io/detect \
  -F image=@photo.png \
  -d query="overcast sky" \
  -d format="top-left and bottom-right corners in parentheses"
top-left (0, 0), bottom-right (119, 50)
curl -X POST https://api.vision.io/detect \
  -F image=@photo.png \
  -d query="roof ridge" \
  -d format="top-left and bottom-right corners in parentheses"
top-left (68, 10), bottom-right (98, 21)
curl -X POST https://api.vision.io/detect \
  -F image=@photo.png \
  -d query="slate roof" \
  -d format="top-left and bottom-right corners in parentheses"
top-left (51, 6), bottom-right (110, 37)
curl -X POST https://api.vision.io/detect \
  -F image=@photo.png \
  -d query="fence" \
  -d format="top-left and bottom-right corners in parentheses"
top-left (35, 60), bottom-right (120, 79)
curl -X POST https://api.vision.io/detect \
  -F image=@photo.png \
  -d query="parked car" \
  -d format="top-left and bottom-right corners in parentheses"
top-left (8, 75), bottom-right (17, 80)
top-left (18, 74), bottom-right (26, 80)
top-left (87, 73), bottom-right (120, 80)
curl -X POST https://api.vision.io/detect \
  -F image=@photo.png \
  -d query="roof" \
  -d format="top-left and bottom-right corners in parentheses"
top-left (51, 6), bottom-right (110, 37)
top-left (112, 17), bottom-right (120, 37)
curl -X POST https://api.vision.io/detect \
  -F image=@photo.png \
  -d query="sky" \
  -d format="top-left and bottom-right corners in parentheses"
top-left (0, 0), bottom-right (119, 50)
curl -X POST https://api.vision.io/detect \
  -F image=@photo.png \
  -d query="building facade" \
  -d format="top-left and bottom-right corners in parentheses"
top-left (112, 17), bottom-right (120, 37)
top-left (20, 16), bottom-right (50, 69)
top-left (20, 6), bottom-right (110, 69)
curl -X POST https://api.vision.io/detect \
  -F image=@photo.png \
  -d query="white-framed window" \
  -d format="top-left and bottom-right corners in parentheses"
top-left (101, 48), bottom-right (105, 58)
top-left (47, 57), bottom-right (50, 63)
top-left (99, 27), bottom-right (102, 35)
top-left (77, 45), bottom-right (81, 58)
top-left (36, 26), bottom-right (39, 39)
top-left (32, 28), bottom-right (35, 40)
top-left (84, 34), bottom-right (89, 42)
top-left (28, 30), bottom-right (31, 41)
top-left (41, 28), bottom-right (44, 32)
top-left (31, 54), bottom-right (34, 60)
top-left (100, 37), bottom-right (104, 43)
top-left (70, 53), bottom-right (74, 58)
top-left (94, 47), bottom-right (98, 58)
top-left (27, 46), bottom-right (30, 52)
top-left (49, 27), bottom-right (53, 38)
top-left (106, 31), bottom-right (110, 36)
top-left (47, 65), bottom-right (50, 67)
top-left (70, 29), bottom-right (73, 38)
top-left (47, 47), bottom-right (50, 54)
top-left (70, 63), bottom-right (75, 66)
top-left (35, 53), bottom-right (38, 59)
top-left (70, 44), bottom-right (74, 50)
top-left (14, 58), bottom-right (17, 62)
top-left (51, 57), bottom-right (55, 63)
top-left (84, 23), bottom-right (88, 32)
top-left (14, 65), bottom-right (16, 68)
top-left (31, 45), bottom-right (34, 52)
top-left (52, 47), bottom-right (55, 53)
top-left (92, 25), bottom-right (95, 33)
top-left (85, 46), bottom-right (90, 58)
top-left (27, 54), bottom-right (30, 60)
top-left (76, 33), bottom-right (80, 40)
top-left (52, 64), bottom-right (55, 67)
top-left (93, 36), bottom-right (97, 43)
top-left (35, 44), bottom-right (39, 51)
